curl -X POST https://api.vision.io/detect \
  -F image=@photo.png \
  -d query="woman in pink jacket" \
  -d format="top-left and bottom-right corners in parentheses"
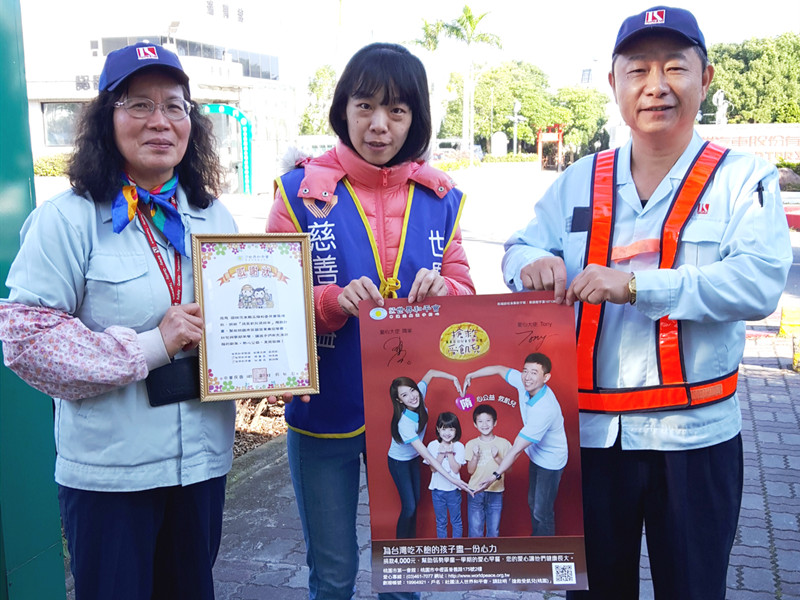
top-left (269, 43), bottom-right (474, 600)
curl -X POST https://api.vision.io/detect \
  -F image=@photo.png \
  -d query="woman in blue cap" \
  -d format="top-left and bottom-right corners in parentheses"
top-left (0, 42), bottom-right (235, 599)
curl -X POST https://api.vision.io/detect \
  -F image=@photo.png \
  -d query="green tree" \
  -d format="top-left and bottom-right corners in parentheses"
top-left (555, 87), bottom-right (610, 158)
top-left (703, 32), bottom-right (800, 124)
top-left (415, 19), bottom-right (443, 51)
top-left (299, 65), bottom-right (336, 135)
top-left (418, 6), bottom-right (502, 153)
top-left (441, 61), bottom-right (564, 152)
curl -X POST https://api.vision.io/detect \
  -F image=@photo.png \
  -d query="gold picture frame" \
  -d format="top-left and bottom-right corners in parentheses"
top-left (192, 233), bottom-right (319, 401)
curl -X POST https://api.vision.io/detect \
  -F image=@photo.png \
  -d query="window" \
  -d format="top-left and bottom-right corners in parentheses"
top-left (43, 103), bottom-right (84, 147)
top-left (102, 37), bottom-right (127, 54)
top-left (267, 55), bottom-right (279, 80)
top-left (207, 0), bottom-right (214, 15)
top-left (581, 69), bottom-right (592, 85)
top-left (223, 4), bottom-right (229, 18)
top-left (249, 53), bottom-right (261, 78)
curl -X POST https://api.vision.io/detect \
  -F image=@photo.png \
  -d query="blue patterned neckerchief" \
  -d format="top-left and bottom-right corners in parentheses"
top-left (111, 173), bottom-right (186, 256)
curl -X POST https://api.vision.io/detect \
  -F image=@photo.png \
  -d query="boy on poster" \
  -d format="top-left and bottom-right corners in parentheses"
top-left (466, 353), bottom-right (568, 536)
top-left (464, 405), bottom-right (512, 538)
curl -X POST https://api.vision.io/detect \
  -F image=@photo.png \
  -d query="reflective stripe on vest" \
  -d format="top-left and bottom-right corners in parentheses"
top-left (577, 142), bottom-right (738, 413)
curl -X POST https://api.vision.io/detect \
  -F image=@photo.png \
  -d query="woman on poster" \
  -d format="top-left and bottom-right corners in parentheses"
top-left (269, 42), bottom-right (475, 600)
top-left (389, 373), bottom-right (470, 540)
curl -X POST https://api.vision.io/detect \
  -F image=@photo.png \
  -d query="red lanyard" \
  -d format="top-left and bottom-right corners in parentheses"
top-left (137, 202), bottom-right (182, 306)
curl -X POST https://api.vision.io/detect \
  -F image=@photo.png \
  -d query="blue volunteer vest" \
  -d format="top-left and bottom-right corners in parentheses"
top-left (276, 167), bottom-right (466, 437)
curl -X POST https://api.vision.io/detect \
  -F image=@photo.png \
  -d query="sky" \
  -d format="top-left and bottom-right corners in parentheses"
top-left (18, 0), bottom-right (800, 93)
top-left (264, 0), bottom-right (800, 92)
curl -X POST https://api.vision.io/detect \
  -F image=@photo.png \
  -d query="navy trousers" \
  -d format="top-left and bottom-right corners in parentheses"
top-left (567, 434), bottom-right (742, 600)
top-left (59, 476), bottom-right (226, 600)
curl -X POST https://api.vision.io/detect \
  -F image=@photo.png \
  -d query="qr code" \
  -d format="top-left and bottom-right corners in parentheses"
top-left (552, 562), bottom-right (576, 584)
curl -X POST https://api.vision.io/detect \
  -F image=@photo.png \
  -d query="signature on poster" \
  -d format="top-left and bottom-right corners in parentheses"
top-left (384, 336), bottom-right (408, 366)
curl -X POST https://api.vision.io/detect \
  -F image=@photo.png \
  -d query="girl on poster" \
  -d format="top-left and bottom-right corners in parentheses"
top-left (269, 42), bottom-right (475, 600)
top-left (425, 411), bottom-right (466, 538)
top-left (389, 373), bottom-right (470, 540)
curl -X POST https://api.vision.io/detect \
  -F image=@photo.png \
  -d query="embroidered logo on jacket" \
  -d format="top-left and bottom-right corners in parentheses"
top-left (303, 197), bottom-right (338, 218)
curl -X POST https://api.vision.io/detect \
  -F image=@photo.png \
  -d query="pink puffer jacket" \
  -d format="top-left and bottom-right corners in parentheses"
top-left (269, 142), bottom-right (474, 333)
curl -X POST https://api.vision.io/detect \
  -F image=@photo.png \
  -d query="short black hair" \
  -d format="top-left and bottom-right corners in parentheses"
top-left (472, 404), bottom-right (497, 424)
top-left (436, 411), bottom-right (462, 442)
top-left (329, 43), bottom-right (432, 166)
top-left (523, 353), bottom-right (552, 374)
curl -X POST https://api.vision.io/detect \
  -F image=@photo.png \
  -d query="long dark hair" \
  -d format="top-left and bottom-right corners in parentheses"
top-left (329, 43), bottom-right (432, 167)
top-left (389, 376), bottom-right (429, 444)
top-left (67, 67), bottom-right (222, 208)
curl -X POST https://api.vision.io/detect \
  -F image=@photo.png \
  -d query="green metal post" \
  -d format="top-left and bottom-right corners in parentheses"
top-left (0, 0), bottom-right (68, 598)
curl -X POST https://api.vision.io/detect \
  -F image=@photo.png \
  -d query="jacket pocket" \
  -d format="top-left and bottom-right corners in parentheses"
top-left (84, 253), bottom-right (154, 329)
top-left (676, 218), bottom-right (726, 266)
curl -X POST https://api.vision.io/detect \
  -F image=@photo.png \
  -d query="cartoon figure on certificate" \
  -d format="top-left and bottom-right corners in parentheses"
top-left (252, 287), bottom-right (273, 309)
top-left (388, 370), bottom-right (472, 539)
top-left (239, 284), bottom-right (254, 309)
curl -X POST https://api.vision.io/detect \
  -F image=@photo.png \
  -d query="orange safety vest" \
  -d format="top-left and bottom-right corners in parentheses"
top-left (577, 142), bottom-right (739, 413)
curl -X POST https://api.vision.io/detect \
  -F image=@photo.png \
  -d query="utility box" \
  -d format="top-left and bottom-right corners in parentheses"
top-left (1, 0), bottom-right (68, 598)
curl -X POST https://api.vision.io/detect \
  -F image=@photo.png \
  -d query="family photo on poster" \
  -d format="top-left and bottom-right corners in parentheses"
top-left (359, 292), bottom-right (588, 593)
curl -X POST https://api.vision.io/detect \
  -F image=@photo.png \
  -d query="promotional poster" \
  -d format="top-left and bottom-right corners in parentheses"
top-left (359, 292), bottom-right (587, 593)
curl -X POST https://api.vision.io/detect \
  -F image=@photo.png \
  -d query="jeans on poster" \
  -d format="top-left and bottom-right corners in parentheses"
top-left (528, 460), bottom-right (563, 536)
top-left (467, 490), bottom-right (503, 537)
top-left (431, 488), bottom-right (463, 538)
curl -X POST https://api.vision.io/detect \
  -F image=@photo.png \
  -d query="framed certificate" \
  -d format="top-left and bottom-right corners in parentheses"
top-left (192, 233), bottom-right (319, 401)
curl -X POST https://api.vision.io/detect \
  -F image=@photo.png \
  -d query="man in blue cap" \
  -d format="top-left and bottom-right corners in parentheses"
top-left (503, 6), bottom-right (792, 599)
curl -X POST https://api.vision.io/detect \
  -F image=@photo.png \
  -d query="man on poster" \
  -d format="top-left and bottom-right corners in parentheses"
top-left (465, 353), bottom-right (567, 536)
top-left (502, 6), bottom-right (792, 599)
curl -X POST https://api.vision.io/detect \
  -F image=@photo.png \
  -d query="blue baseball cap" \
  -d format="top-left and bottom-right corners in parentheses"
top-left (99, 42), bottom-right (189, 92)
top-left (613, 6), bottom-right (706, 55)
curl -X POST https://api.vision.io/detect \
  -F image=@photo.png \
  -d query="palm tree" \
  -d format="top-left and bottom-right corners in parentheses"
top-left (442, 6), bottom-right (501, 157)
top-left (415, 19), bottom-right (443, 52)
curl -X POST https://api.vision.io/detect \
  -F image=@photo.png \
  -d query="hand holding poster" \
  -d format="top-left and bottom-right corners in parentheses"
top-left (359, 292), bottom-right (587, 593)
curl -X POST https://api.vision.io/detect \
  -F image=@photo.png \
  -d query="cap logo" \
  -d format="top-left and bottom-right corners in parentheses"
top-left (135, 46), bottom-right (159, 60)
top-left (644, 9), bottom-right (665, 24)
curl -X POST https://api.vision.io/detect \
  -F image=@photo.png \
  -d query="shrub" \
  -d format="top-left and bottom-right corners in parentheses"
top-left (430, 158), bottom-right (472, 172)
top-left (483, 153), bottom-right (539, 163)
top-left (33, 153), bottom-right (70, 177)
top-left (776, 159), bottom-right (800, 177)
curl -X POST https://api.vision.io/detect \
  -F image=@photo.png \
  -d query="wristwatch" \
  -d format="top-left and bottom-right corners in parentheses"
top-left (628, 274), bottom-right (637, 306)
top-left (492, 471), bottom-right (502, 480)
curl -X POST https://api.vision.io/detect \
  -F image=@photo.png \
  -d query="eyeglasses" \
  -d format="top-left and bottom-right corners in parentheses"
top-left (114, 97), bottom-right (192, 121)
